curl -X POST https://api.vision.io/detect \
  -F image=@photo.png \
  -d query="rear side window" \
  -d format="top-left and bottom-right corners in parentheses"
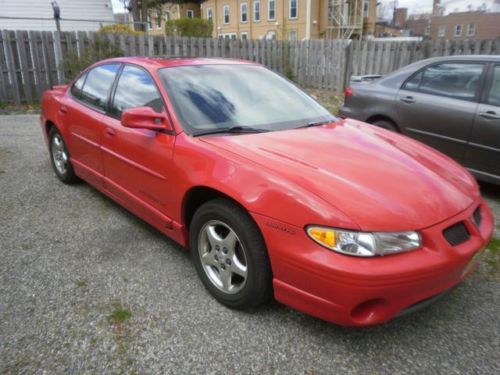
top-left (70, 73), bottom-right (86, 98)
top-left (487, 65), bottom-right (500, 107)
top-left (403, 63), bottom-right (484, 101)
top-left (79, 64), bottom-right (120, 111)
top-left (111, 65), bottom-right (164, 117)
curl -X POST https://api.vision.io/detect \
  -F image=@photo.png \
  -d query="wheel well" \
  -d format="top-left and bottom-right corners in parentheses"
top-left (366, 115), bottom-right (400, 132)
top-left (183, 187), bottom-right (245, 230)
top-left (45, 120), bottom-right (56, 136)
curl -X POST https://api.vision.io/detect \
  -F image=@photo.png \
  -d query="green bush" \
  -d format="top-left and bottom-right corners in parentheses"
top-left (98, 23), bottom-right (142, 35)
top-left (165, 18), bottom-right (213, 38)
top-left (63, 35), bottom-right (124, 81)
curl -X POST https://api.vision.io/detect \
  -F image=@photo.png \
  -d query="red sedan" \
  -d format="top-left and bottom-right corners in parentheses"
top-left (40, 57), bottom-right (494, 326)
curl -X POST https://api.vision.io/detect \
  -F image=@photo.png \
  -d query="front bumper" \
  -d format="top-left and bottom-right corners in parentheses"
top-left (252, 198), bottom-right (494, 326)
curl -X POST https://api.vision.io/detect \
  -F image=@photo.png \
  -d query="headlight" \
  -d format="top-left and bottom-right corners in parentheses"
top-left (306, 226), bottom-right (421, 257)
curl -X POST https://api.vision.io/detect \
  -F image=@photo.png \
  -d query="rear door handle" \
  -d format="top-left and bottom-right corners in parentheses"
top-left (105, 127), bottom-right (116, 136)
top-left (479, 111), bottom-right (500, 120)
top-left (400, 96), bottom-right (416, 104)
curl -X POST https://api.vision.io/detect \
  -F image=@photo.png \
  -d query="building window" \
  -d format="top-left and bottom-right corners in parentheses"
top-left (454, 24), bottom-right (462, 37)
top-left (265, 30), bottom-right (276, 40)
top-left (187, 9), bottom-right (194, 19)
top-left (220, 33), bottom-right (237, 39)
top-left (254, 0), bottom-right (260, 22)
top-left (165, 10), bottom-right (171, 21)
top-left (223, 5), bottom-right (230, 24)
top-left (467, 23), bottom-right (475, 36)
top-left (241, 3), bottom-right (248, 23)
top-left (157, 8), bottom-right (162, 28)
top-left (289, 29), bottom-right (297, 41)
top-left (241, 32), bottom-right (248, 40)
top-left (268, 0), bottom-right (276, 21)
top-left (363, 0), bottom-right (369, 18)
top-left (147, 14), bottom-right (153, 30)
top-left (207, 8), bottom-right (213, 21)
top-left (438, 25), bottom-right (446, 37)
top-left (289, 0), bottom-right (298, 19)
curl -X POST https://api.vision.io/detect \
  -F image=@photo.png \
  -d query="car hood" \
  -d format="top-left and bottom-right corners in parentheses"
top-left (200, 119), bottom-right (479, 231)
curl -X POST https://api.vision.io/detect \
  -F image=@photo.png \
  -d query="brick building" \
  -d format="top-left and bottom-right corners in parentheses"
top-left (430, 11), bottom-right (500, 40)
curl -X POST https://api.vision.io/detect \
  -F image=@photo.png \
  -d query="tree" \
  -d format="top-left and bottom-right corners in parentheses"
top-left (165, 18), bottom-right (213, 38)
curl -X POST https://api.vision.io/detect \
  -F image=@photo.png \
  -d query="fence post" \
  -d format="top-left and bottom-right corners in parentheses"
top-left (52, 31), bottom-right (64, 83)
top-left (342, 40), bottom-right (353, 91)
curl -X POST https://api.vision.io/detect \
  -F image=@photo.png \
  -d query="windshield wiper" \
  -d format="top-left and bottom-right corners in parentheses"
top-left (295, 119), bottom-right (335, 129)
top-left (193, 126), bottom-right (269, 137)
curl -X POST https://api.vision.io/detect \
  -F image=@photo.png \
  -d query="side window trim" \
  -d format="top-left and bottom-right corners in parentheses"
top-left (108, 63), bottom-right (169, 121)
top-left (400, 60), bottom-right (487, 103)
top-left (69, 63), bottom-right (122, 114)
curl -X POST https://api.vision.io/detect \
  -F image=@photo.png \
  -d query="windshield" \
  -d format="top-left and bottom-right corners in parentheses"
top-left (158, 64), bottom-right (335, 135)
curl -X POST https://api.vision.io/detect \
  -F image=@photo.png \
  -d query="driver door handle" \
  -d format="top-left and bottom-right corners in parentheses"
top-left (479, 111), bottom-right (500, 120)
top-left (105, 127), bottom-right (116, 136)
top-left (400, 96), bottom-right (416, 104)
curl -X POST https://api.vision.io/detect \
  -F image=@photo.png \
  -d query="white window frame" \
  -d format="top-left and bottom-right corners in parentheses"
top-left (454, 24), bottom-right (462, 37)
top-left (363, 0), bottom-right (369, 18)
top-left (187, 9), bottom-right (194, 19)
top-left (268, 0), bottom-right (276, 21)
top-left (241, 2), bottom-right (248, 23)
top-left (147, 14), bottom-right (153, 30)
top-left (240, 32), bottom-right (248, 40)
top-left (165, 10), bottom-right (171, 21)
top-left (254, 0), bottom-right (261, 22)
top-left (289, 0), bottom-right (298, 19)
top-left (156, 8), bottom-right (162, 29)
top-left (207, 8), bottom-right (213, 21)
top-left (467, 23), bottom-right (475, 36)
top-left (223, 5), bottom-right (230, 24)
top-left (220, 32), bottom-right (237, 40)
top-left (438, 25), bottom-right (446, 37)
top-left (288, 29), bottom-right (297, 41)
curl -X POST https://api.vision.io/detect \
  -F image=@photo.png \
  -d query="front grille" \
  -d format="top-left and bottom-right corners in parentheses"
top-left (472, 206), bottom-right (482, 228)
top-left (443, 222), bottom-right (470, 246)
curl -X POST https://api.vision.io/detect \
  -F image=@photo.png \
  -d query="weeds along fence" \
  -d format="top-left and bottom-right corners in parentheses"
top-left (1, 29), bottom-right (500, 105)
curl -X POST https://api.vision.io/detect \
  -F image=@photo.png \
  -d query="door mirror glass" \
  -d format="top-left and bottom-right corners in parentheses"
top-left (121, 107), bottom-right (172, 131)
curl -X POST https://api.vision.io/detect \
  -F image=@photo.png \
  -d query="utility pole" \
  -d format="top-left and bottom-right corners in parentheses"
top-left (51, 1), bottom-right (61, 32)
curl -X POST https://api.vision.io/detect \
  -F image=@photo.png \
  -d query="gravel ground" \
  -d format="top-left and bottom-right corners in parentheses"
top-left (1, 115), bottom-right (499, 374)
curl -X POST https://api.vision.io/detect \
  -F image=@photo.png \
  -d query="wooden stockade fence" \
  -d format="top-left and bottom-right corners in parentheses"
top-left (1, 29), bottom-right (500, 105)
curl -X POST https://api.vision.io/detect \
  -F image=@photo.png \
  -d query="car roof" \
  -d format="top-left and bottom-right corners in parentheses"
top-left (419, 55), bottom-right (500, 63)
top-left (98, 56), bottom-right (258, 70)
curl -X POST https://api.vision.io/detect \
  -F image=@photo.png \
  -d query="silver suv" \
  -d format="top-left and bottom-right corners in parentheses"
top-left (340, 55), bottom-right (500, 185)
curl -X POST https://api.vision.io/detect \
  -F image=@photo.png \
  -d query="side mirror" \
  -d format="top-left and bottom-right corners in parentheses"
top-left (121, 107), bottom-right (173, 132)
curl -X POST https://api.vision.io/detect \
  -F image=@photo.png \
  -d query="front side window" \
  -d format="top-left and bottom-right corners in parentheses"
top-left (241, 3), bottom-right (248, 22)
top-left (111, 65), bottom-right (164, 117)
top-left (289, 0), bottom-right (298, 19)
top-left (254, 0), bottom-right (260, 21)
top-left (268, 0), bottom-right (276, 20)
top-left (223, 5), bottom-right (230, 24)
top-left (408, 63), bottom-right (484, 101)
top-left (159, 64), bottom-right (334, 135)
top-left (79, 64), bottom-right (120, 110)
top-left (487, 66), bottom-right (500, 107)
top-left (454, 24), bottom-right (462, 37)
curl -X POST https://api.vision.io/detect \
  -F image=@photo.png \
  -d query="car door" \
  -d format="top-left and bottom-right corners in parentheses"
top-left (64, 63), bottom-right (121, 188)
top-left (100, 64), bottom-right (176, 227)
top-left (464, 63), bottom-right (500, 182)
top-left (396, 62), bottom-right (485, 161)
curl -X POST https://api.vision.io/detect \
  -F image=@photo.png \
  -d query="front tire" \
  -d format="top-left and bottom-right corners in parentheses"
top-left (190, 199), bottom-right (272, 310)
top-left (49, 126), bottom-right (77, 184)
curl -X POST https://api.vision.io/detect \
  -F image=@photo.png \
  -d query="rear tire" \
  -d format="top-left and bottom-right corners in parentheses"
top-left (190, 198), bottom-right (272, 310)
top-left (48, 126), bottom-right (78, 184)
top-left (372, 119), bottom-right (398, 132)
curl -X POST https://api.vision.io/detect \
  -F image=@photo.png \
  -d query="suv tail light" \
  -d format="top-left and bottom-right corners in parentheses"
top-left (345, 86), bottom-right (353, 97)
